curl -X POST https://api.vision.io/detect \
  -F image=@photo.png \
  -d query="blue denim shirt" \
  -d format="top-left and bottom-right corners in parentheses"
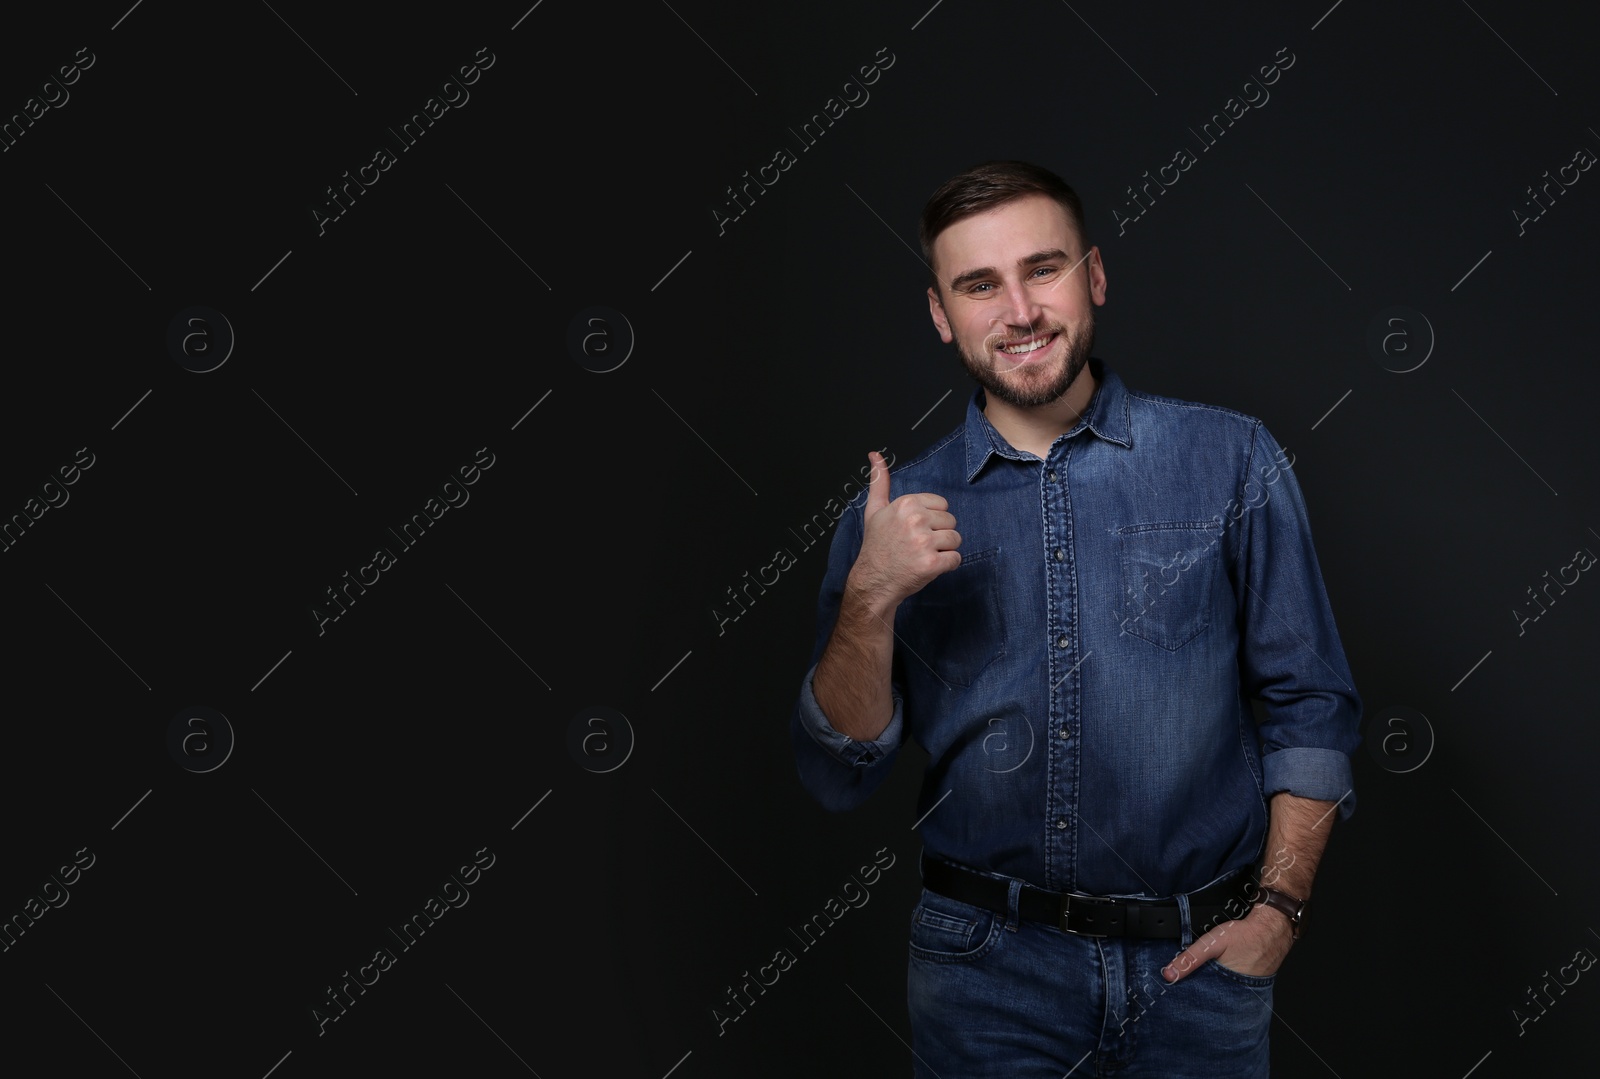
top-left (791, 357), bottom-right (1361, 898)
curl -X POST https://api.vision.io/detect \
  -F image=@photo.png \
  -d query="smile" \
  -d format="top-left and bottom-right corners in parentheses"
top-left (996, 332), bottom-right (1057, 360)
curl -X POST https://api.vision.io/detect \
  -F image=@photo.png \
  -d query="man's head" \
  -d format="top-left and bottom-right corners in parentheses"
top-left (920, 160), bottom-right (1106, 411)
top-left (920, 160), bottom-right (1090, 282)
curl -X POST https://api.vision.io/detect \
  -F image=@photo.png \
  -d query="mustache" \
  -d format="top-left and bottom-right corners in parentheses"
top-left (983, 326), bottom-right (1066, 350)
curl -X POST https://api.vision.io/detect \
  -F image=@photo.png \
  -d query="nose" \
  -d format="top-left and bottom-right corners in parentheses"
top-left (991, 279), bottom-right (1044, 337)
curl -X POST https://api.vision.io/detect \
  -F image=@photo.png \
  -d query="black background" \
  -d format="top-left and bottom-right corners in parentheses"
top-left (1, 1), bottom-right (1597, 1075)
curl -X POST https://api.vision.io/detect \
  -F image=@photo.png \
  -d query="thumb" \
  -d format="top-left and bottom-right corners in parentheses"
top-left (864, 451), bottom-right (890, 516)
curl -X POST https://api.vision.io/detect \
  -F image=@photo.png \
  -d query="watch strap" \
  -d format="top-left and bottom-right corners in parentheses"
top-left (1254, 886), bottom-right (1308, 939)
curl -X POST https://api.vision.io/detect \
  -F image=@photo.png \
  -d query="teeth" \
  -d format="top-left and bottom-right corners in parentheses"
top-left (1001, 335), bottom-right (1051, 354)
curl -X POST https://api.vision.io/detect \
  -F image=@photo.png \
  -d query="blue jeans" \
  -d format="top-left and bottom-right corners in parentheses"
top-left (906, 881), bottom-right (1274, 1077)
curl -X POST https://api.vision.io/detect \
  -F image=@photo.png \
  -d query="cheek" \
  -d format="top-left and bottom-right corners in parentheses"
top-left (965, 314), bottom-right (998, 340)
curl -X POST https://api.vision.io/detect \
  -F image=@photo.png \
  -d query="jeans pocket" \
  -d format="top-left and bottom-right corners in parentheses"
top-left (896, 546), bottom-right (1006, 688)
top-left (908, 888), bottom-right (1001, 964)
top-left (1205, 957), bottom-right (1277, 989)
top-left (1115, 522), bottom-right (1222, 651)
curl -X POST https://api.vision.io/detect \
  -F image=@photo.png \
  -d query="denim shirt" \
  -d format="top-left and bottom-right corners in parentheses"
top-left (790, 357), bottom-right (1362, 898)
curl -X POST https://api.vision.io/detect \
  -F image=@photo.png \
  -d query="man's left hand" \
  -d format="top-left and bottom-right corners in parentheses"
top-left (1160, 904), bottom-right (1294, 983)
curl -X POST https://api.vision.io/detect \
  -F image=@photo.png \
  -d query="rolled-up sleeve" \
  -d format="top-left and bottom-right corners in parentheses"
top-left (1235, 422), bottom-right (1363, 820)
top-left (790, 491), bottom-right (906, 812)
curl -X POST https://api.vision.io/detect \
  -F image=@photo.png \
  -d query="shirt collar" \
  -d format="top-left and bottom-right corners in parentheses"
top-left (962, 356), bottom-right (1133, 483)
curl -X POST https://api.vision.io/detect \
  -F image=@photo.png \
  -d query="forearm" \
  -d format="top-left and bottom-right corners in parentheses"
top-left (1258, 790), bottom-right (1338, 901)
top-left (811, 579), bottom-right (898, 743)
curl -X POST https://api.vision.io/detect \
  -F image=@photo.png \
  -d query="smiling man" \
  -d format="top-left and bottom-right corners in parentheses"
top-left (790, 160), bottom-right (1362, 1077)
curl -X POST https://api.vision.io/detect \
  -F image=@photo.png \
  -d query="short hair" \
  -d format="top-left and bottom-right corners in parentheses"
top-left (919, 160), bottom-right (1089, 293)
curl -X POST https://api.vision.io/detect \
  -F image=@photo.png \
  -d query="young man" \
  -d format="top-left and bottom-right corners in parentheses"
top-left (790, 160), bottom-right (1362, 1077)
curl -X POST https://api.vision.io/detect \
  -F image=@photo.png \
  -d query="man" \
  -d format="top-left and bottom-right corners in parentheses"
top-left (789, 160), bottom-right (1361, 1077)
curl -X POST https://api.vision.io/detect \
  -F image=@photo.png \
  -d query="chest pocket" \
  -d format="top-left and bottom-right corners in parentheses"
top-left (895, 546), bottom-right (1006, 688)
top-left (1115, 523), bottom-right (1222, 651)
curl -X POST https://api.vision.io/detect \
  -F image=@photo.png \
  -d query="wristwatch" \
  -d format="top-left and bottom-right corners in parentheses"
top-left (1253, 886), bottom-right (1309, 939)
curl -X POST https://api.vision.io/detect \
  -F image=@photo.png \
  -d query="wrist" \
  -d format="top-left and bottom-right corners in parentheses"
top-left (842, 574), bottom-right (900, 623)
top-left (1252, 886), bottom-right (1309, 940)
top-left (1252, 900), bottom-right (1293, 931)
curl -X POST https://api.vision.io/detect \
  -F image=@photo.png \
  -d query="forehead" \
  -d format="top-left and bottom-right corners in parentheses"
top-left (931, 193), bottom-right (1078, 273)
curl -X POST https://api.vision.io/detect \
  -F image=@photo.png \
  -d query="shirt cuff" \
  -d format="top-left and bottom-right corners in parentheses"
top-left (796, 660), bottom-right (905, 766)
top-left (1261, 747), bottom-right (1357, 821)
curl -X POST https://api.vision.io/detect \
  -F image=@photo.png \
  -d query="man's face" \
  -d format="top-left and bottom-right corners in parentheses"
top-left (926, 193), bottom-right (1107, 409)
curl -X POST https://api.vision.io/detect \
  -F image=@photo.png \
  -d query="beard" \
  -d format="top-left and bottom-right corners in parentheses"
top-left (954, 309), bottom-right (1095, 409)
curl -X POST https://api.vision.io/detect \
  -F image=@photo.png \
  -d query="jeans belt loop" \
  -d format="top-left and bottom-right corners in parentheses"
top-left (1004, 878), bottom-right (1023, 932)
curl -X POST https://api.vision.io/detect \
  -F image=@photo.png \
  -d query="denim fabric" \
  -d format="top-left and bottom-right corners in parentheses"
top-left (906, 880), bottom-right (1272, 1077)
top-left (791, 357), bottom-right (1362, 897)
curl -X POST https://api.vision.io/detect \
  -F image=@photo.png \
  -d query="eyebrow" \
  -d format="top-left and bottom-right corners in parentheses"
top-left (948, 248), bottom-right (1072, 292)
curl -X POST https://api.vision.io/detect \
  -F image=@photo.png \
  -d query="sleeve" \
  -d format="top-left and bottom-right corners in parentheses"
top-left (1234, 421), bottom-right (1363, 821)
top-left (789, 487), bottom-right (907, 812)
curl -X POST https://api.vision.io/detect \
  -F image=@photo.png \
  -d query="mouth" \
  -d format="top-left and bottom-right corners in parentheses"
top-left (993, 331), bottom-right (1058, 364)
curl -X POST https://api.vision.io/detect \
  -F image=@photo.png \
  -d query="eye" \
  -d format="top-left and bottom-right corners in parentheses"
top-left (967, 282), bottom-right (995, 294)
top-left (1030, 266), bottom-right (1057, 280)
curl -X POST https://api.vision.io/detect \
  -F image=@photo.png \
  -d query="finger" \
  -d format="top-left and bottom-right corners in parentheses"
top-left (904, 491), bottom-right (949, 513)
top-left (864, 451), bottom-right (891, 516)
top-left (1161, 947), bottom-right (1201, 983)
top-left (1162, 928), bottom-right (1227, 982)
top-left (930, 528), bottom-right (962, 551)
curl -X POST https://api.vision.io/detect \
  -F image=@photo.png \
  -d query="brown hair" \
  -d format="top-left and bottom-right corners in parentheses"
top-left (919, 160), bottom-right (1088, 293)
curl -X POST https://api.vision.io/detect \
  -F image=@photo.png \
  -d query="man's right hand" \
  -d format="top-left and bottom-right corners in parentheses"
top-left (811, 450), bottom-right (957, 744)
top-left (847, 450), bottom-right (962, 609)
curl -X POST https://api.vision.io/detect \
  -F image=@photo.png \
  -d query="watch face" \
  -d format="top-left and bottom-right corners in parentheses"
top-left (1286, 895), bottom-right (1308, 938)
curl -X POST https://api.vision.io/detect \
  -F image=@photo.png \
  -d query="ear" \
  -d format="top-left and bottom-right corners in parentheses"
top-left (927, 285), bottom-right (954, 343)
top-left (1087, 247), bottom-right (1108, 306)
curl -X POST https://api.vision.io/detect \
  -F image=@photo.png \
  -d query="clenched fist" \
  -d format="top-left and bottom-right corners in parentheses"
top-left (847, 450), bottom-right (963, 608)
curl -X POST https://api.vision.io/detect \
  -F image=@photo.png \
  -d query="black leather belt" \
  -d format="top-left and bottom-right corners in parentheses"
top-left (920, 853), bottom-right (1254, 939)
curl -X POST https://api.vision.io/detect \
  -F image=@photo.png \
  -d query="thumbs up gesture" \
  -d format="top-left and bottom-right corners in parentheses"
top-left (848, 450), bottom-right (963, 608)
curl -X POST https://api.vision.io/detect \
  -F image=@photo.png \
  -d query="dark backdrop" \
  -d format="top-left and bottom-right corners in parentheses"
top-left (2, 1), bottom-right (1596, 1075)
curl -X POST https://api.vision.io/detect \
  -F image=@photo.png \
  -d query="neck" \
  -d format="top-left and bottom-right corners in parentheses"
top-left (982, 365), bottom-right (1099, 457)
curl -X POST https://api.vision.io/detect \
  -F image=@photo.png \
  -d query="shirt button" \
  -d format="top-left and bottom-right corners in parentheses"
top-left (1053, 548), bottom-right (1065, 561)
top-left (1059, 728), bottom-right (1071, 739)
top-left (1056, 818), bottom-right (1068, 830)
top-left (1047, 470), bottom-right (1058, 482)
top-left (1057, 635), bottom-right (1070, 649)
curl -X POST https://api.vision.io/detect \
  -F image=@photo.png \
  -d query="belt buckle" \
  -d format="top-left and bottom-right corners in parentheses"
top-left (1059, 892), bottom-right (1108, 938)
